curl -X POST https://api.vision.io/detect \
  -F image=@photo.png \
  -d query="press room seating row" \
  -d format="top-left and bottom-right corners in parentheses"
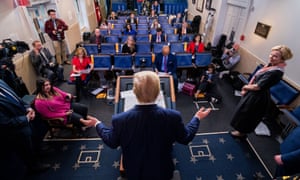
top-left (83, 41), bottom-right (194, 56)
top-left (92, 52), bottom-right (212, 71)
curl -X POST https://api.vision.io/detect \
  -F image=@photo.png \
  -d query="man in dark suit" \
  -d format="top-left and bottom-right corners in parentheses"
top-left (0, 80), bottom-right (49, 178)
top-left (85, 71), bottom-right (211, 180)
top-left (29, 40), bottom-right (64, 83)
top-left (178, 21), bottom-right (192, 39)
top-left (171, 12), bottom-right (183, 26)
top-left (89, 28), bottom-right (105, 53)
top-left (127, 13), bottom-right (138, 26)
top-left (274, 126), bottom-right (300, 177)
top-left (151, 27), bottom-right (166, 43)
top-left (154, 45), bottom-right (178, 92)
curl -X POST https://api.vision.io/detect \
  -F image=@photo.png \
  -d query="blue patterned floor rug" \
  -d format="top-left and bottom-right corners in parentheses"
top-left (27, 132), bottom-right (272, 180)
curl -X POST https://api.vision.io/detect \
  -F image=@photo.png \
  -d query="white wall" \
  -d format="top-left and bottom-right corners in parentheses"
top-left (241, 0), bottom-right (300, 86)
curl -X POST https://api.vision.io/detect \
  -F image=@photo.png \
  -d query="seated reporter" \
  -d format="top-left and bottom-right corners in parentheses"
top-left (34, 79), bottom-right (96, 129)
top-left (154, 45), bottom-right (178, 92)
top-left (124, 23), bottom-right (137, 36)
top-left (29, 40), bottom-right (64, 83)
top-left (122, 35), bottom-right (137, 55)
top-left (86, 71), bottom-right (211, 180)
top-left (70, 47), bottom-right (94, 100)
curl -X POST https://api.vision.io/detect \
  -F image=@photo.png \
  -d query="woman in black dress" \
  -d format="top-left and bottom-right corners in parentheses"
top-left (122, 35), bottom-right (136, 55)
top-left (230, 45), bottom-right (293, 138)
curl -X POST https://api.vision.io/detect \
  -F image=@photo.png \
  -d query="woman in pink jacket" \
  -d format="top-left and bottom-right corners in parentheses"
top-left (34, 79), bottom-right (96, 127)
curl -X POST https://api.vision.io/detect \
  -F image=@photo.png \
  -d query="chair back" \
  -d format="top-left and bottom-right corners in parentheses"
top-left (83, 44), bottom-right (98, 55)
top-left (153, 42), bottom-right (168, 54)
top-left (93, 54), bottom-right (112, 70)
top-left (104, 35), bottom-right (120, 43)
top-left (170, 42), bottom-right (184, 53)
top-left (135, 53), bottom-right (153, 67)
top-left (136, 35), bottom-right (150, 42)
top-left (176, 53), bottom-right (193, 68)
top-left (136, 42), bottom-right (151, 53)
top-left (195, 52), bottom-right (212, 67)
top-left (114, 54), bottom-right (133, 70)
top-left (101, 43), bottom-right (119, 54)
top-left (167, 34), bottom-right (179, 42)
top-left (270, 80), bottom-right (299, 105)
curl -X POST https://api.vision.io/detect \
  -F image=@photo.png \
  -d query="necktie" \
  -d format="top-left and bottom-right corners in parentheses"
top-left (40, 49), bottom-right (49, 64)
top-left (157, 35), bottom-right (160, 43)
top-left (52, 19), bottom-right (57, 29)
top-left (163, 56), bottom-right (167, 72)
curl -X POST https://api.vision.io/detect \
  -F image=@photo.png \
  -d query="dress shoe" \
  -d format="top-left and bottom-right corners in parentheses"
top-left (64, 60), bottom-right (71, 65)
top-left (229, 130), bottom-right (247, 140)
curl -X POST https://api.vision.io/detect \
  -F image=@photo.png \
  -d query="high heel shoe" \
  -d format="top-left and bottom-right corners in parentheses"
top-left (229, 130), bottom-right (247, 140)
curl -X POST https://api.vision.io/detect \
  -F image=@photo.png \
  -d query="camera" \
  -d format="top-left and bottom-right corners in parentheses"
top-left (0, 39), bottom-right (29, 59)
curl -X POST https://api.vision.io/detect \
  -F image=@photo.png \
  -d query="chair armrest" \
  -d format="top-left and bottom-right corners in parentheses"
top-left (282, 109), bottom-right (300, 126)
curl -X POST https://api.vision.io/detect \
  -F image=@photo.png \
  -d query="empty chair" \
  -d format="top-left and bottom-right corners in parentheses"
top-left (110, 28), bottom-right (123, 35)
top-left (153, 42), bottom-right (168, 54)
top-left (164, 28), bottom-right (175, 35)
top-left (161, 23), bottom-right (172, 29)
top-left (100, 29), bottom-right (108, 36)
top-left (135, 53), bottom-right (153, 68)
top-left (138, 19), bottom-right (148, 24)
top-left (270, 80), bottom-right (299, 105)
top-left (138, 24), bottom-right (149, 29)
top-left (117, 19), bottom-right (126, 24)
top-left (104, 35), bottom-right (120, 43)
top-left (113, 54), bottom-right (133, 70)
top-left (170, 42), bottom-right (184, 54)
top-left (136, 42), bottom-right (151, 53)
top-left (107, 20), bottom-right (117, 24)
top-left (83, 44), bottom-right (98, 55)
top-left (137, 29), bottom-right (149, 35)
top-left (167, 34), bottom-right (179, 42)
top-left (113, 23), bottom-right (125, 30)
top-left (93, 54), bottom-right (112, 70)
top-left (176, 53), bottom-right (193, 68)
top-left (136, 35), bottom-right (150, 42)
top-left (101, 43), bottom-right (120, 54)
top-left (195, 52), bottom-right (212, 67)
top-left (181, 34), bottom-right (194, 42)
top-left (281, 106), bottom-right (300, 138)
top-left (120, 35), bottom-right (129, 43)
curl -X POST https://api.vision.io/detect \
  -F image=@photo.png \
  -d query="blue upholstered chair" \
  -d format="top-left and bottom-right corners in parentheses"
top-left (137, 29), bottom-right (149, 35)
top-left (104, 35), bottom-right (120, 43)
top-left (101, 43), bottom-right (120, 54)
top-left (138, 24), bottom-right (149, 29)
top-left (83, 44), bottom-right (98, 55)
top-left (281, 106), bottom-right (300, 138)
top-left (134, 53), bottom-right (153, 68)
top-left (195, 52), bottom-right (212, 67)
top-left (100, 29), bottom-right (108, 36)
top-left (152, 42), bottom-right (168, 54)
top-left (170, 42), bottom-right (184, 53)
top-left (176, 53), bottom-right (193, 68)
top-left (110, 29), bottom-right (123, 35)
top-left (136, 35), bottom-right (150, 42)
top-left (167, 34), bottom-right (179, 42)
top-left (113, 54), bottom-right (133, 70)
top-left (270, 80), bottom-right (299, 105)
top-left (181, 34), bottom-right (194, 42)
top-left (136, 42), bottom-right (151, 53)
top-left (93, 54), bottom-right (112, 70)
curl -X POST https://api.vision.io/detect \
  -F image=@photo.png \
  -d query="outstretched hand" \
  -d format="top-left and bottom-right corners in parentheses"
top-left (194, 107), bottom-right (211, 120)
top-left (81, 118), bottom-right (100, 127)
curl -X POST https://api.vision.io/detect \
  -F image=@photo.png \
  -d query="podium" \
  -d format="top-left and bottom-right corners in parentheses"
top-left (114, 74), bottom-right (176, 114)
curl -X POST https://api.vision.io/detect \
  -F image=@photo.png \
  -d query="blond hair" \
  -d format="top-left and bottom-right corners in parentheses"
top-left (271, 45), bottom-right (293, 61)
top-left (75, 47), bottom-right (88, 57)
top-left (133, 71), bottom-right (160, 103)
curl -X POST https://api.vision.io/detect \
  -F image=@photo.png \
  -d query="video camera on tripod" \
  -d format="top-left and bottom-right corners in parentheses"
top-left (0, 39), bottom-right (30, 97)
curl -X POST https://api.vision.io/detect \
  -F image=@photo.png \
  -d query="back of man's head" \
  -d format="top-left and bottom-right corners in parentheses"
top-left (133, 71), bottom-right (160, 103)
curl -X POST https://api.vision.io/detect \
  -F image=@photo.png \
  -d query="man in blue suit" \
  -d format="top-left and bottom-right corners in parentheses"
top-left (274, 126), bottom-right (300, 177)
top-left (86, 71), bottom-right (211, 180)
top-left (0, 80), bottom-right (49, 178)
top-left (154, 45), bottom-right (178, 92)
top-left (151, 27), bottom-right (165, 43)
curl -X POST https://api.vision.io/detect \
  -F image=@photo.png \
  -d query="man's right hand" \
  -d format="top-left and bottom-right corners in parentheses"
top-left (194, 107), bottom-right (211, 120)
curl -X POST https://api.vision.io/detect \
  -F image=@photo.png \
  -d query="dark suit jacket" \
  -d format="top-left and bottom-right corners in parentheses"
top-left (29, 48), bottom-right (56, 75)
top-left (278, 127), bottom-right (300, 175)
top-left (151, 34), bottom-right (166, 43)
top-left (126, 18), bottom-right (138, 25)
top-left (154, 52), bottom-right (177, 74)
top-left (89, 35), bottom-right (105, 44)
top-left (96, 104), bottom-right (200, 180)
top-left (0, 80), bottom-right (31, 136)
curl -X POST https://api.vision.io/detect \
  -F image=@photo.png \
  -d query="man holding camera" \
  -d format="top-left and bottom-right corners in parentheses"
top-left (45, 9), bottom-right (70, 65)
top-left (29, 40), bottom-right (64, 83)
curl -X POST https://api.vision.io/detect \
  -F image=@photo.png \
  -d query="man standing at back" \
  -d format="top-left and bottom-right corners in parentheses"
top-left (45, 9), bottom-right (70, 65)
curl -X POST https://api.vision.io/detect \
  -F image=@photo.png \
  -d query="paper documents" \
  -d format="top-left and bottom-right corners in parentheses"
top-left (121, 90), bottom-right (165, 111)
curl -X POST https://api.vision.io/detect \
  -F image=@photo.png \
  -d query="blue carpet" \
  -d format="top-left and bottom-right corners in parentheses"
top-left (174, 132), bottom-right (272, 179)
top-left (28, 132), bottom-right (272, 179)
